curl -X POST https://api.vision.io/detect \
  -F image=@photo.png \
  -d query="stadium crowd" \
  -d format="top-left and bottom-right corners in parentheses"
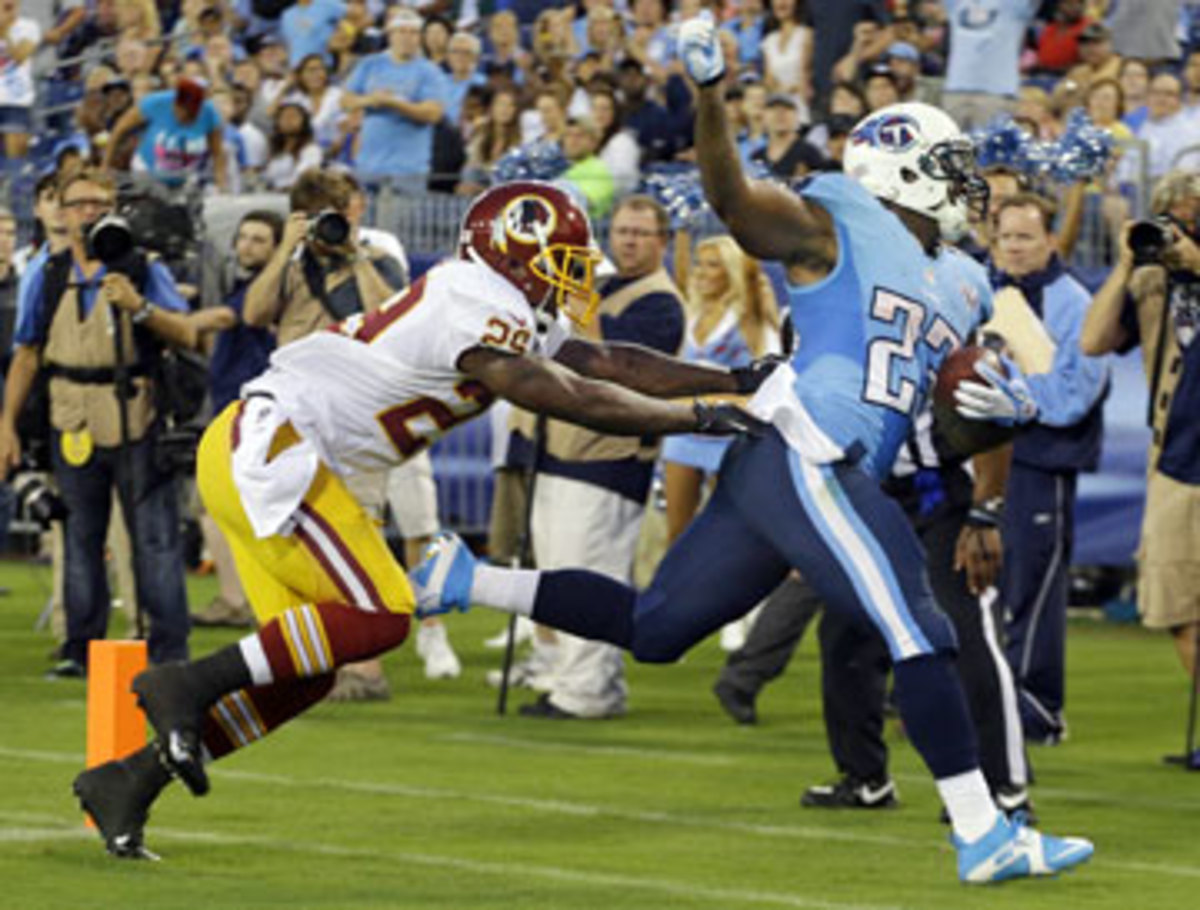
top-left (0, 0), bottom-right (1198, 834)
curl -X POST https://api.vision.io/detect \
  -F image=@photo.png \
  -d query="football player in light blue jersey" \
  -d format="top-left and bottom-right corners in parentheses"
top-left (412, 12), bottom-right (1094, 885)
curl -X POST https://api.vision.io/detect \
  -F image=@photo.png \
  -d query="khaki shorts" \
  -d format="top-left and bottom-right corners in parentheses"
top-left (1137, 470), bottom-right (1200, 629)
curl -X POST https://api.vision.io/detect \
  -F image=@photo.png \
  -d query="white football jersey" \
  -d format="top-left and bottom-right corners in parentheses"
top-left (242, 259), bottom-right (566, 477)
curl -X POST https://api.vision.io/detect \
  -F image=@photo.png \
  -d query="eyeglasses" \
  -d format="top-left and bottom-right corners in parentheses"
top-left (63, 197), bottom-right (115, 210)
top-left (610, 227), bottom-right (663, 239)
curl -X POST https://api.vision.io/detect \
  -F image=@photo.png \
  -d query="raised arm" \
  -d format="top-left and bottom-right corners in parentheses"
top-left (681, 13), bottom-right (835, 266)
top-left (461, 348), bottom-right (762, 438)
top-left (103, 107), bottom-right (147, 171)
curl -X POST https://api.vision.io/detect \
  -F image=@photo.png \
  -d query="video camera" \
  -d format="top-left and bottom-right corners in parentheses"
top-left (1127, 217), bottom-right (1177, 268)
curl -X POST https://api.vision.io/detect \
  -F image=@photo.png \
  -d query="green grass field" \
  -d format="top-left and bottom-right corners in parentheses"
top-left (1, 558), bottom-right (1197, 910)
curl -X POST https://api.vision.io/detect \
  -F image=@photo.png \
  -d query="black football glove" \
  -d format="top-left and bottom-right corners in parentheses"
top-left (693, 401), bottom-right (770, 437)
top-left (730, 354), bottom-right (786, 395)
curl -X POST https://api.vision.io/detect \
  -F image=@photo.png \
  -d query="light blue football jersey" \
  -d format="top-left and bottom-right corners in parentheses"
top-left (748, 174), bottom-right (993, 480)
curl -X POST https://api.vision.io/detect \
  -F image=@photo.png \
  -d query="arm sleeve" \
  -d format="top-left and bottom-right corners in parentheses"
top-left (1025, 288), bottom-right (1110, 427)
top-left (144, 260), bottom-right (190, 313)
top-left (599, 293), bottom-right (685, 355)
top-left (12, 264), bottom-right (46, 348)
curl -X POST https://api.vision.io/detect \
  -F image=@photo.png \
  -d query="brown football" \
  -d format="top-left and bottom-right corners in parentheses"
top-left (931, 346), bottom-right (1016, 457)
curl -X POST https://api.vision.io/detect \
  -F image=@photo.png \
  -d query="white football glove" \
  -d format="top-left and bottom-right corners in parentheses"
top-left (677, 11), bottom-right (725, 87)
top-left (953, 356), bottom-right (1039, 426)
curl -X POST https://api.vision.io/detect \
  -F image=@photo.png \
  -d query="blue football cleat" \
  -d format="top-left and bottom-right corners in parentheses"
top-left (955, 814), bottom-right (1094, 884)
top-left (411, 532), bottom-right (477, 618)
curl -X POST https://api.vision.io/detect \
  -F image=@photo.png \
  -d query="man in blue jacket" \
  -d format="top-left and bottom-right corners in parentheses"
top-left (986, 193), bottom-right (1110, 745)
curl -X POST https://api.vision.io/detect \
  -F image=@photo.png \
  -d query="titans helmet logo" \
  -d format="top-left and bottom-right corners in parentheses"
top-left (850, 113), bottom-right (921, 153)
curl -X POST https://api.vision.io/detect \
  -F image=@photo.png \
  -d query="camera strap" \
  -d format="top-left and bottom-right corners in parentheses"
top-left (300, 249), bottom-right (363, 322)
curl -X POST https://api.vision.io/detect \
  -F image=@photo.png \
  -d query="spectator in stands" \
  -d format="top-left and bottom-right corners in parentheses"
top-left (1065, 23), bottom-right (1122, 90)
top-left (459, 86), bottom-right (521, 195)
top-left (863, 63), bottom-right (902, 111)
top-left (530, 83), bottom-right (569, 145)
top-left (1081, 171), bottom-right (1200, 732)
top-left (116, 0), bottom-right (160, 41)
top-left (252, 33), bottom-right (291, 108)
top-left (186, 210), bottom-right (284, 630)
top-left (942, 0), bottom-right (1039, 129)
top-left (105, 77), bottom-right (230, 192)
top-left (531, 7), bottom-right (579, 77)
top-left (761, 0), bottom-right (812, 117)
top-left (616, 58), bottom-right (676, 163)
top-left (421, 14), bottom-right (453, 69)
top-left (808, 0), bottom-right (889, 106)
top-left (262, 102), bottom-right (323, 190)
top-left (1035, 0), bottom-right (1090, 74)
top-left (736, 80), bottom-right (769, 162)
top-left (13, 172), bottom-right (68, 274)
top-left (626, 0), bottom-right (674, 84)
top-left (883, 42), bottom-right (920, 100)
top-left (200, 32), bottom-right (240, 93)
top-left (1107, 0), bottom-right (1183, 64)
top-left (0, 0), bottom-right (41, 162)
top-left (561, 115), bottom-right (615, 219)
top-left (1120, 57), bottom-right (1152, 131)
top-left (1183, 49), bottom-right (1200, 116)
top-left (721, 0), bottom-right (766, 72)
top-left (987, 192), bottom-right (1111, 746)
top-left (589, 86), bottom-right (641, 198)
top-left (113, 35), bottom-right (155, 83)
top-left (831, 14), bottom-right (888, 86)
top-left (482, 10), bottom-right (529, 86)
top-left (224, 83), bottom-right (269, 170)
top-left (507, 194), bottom-right (685, 720)
top-left (270, 53), bottom-right (345, 150)
top-left (750, 92), bottom-right (824, 178)
top-left (341, 7), bottom-right (448, 185)
top-left (444, 32), bottom-right (486, 127)
top-left (281, 0), bottom-right (349, 68)
top-left (1136, 71), bottom-right (1200, 179)
top-left (232, 54), bottom-right (273, 133)
top-left (0, 167), bottom-right (196, 677)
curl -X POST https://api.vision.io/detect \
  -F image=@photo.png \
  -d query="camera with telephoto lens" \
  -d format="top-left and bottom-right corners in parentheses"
top-left (1127, 217), bottom-right (1176, 268)
top-left (12, 454), bottom-right (68, 528)
top-left (308, 209), bottom-right (351, 248)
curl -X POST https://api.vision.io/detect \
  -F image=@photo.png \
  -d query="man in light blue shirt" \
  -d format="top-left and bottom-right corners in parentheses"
top-left (342, 7), bottom-right (449, 181)
top-left (281, 0), bottom-right (347, 68)
top-left (943, 0), bottom-right (1040, 128)
top-left (444, 30), bottom-right (486, 127)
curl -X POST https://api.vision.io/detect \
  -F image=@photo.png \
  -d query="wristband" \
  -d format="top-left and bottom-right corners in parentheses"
top-left (131, 300), bottom-right (156, 325)
top-left (966, 497), bottom-right (1004, 529)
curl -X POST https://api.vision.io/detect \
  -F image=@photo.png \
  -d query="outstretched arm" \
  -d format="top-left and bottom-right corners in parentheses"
top-left (553, 337), bottom-right (745, 398)
top-left (682, 14), bottom-right (835, 267)
top-left (461, 348), bottom-right (762, 437)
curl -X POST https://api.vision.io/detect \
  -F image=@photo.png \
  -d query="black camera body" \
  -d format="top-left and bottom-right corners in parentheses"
top-left (11, 453), bottom-right (68, 528)
top-left (1128, 217), bottom-right (1176, 268)
top-left (308, 209), bottom-right (351, 248)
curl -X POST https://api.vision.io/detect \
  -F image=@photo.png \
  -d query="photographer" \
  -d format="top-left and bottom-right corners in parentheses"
top-left (1082, 170), bottom-right (1200, 703)
top-left (242, 166), bottom-right (406, 699)
top-left (243, 168), bottom-right (406, 343)
top-left (0, 167), bottom-right (196, 678)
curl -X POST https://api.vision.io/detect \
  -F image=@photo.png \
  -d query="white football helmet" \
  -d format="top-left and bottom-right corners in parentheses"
top-left (843, 102), bottom-right (988, 241)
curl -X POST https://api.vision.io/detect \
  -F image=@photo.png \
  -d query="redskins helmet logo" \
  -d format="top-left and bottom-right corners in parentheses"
top-left (494, 195), bottom-right (558, 254)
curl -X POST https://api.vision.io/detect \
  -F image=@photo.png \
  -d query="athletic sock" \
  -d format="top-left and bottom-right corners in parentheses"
top-left (937, 769), bottom-right (1002, 844)
top-left (202, 675), bottom-right (336, 761)
top-left (470, 565), bottom-right (542, 616)
top-left (531, 570), bottom-right (637, 648)
top-left (238, 602), bottom-right (412, 686)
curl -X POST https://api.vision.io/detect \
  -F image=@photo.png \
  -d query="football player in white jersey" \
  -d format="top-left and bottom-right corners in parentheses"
top-left (72, 180), bottom-right (776, 860)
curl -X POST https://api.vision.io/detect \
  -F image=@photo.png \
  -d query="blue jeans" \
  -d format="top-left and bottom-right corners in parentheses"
top-left (52, 426), bottom-right (190, 666)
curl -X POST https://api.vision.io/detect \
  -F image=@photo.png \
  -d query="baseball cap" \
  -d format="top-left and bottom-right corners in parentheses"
top-left (1079, 22), bottom-right (1110, 42)
top-left (386, 7), bottom-right (423, 31)
top-left (887, 41), bottom-right (920, 63)
top-left (765, 92), bottom-right (799, 111)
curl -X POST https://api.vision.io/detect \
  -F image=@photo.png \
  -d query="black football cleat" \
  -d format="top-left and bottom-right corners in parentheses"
top-left (73, 757), bottom-right (163, 861)
top-left (801, 774), bottom-right (898, 810)
top-left (131, 664), bottom-right (210, 796)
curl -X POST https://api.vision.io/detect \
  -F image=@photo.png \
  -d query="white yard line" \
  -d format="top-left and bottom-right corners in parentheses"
top-left (440, 731), bottom-right (739, 765)
top-left (0, 812), bottom-right (902, 910)
top-left (2, 747), bottom-right (1196, 883)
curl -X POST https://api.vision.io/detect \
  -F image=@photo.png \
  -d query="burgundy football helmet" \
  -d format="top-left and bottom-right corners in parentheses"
top-left (458, 180), bottom-right (603, 325)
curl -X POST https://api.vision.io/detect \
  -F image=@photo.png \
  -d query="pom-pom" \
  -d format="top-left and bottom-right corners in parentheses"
top-left (970, 110), bottom-right (1112, 183)
top-left (638, 164), bottom-right (711, 229)
top-left (492, 140), bottom-right (569, 183)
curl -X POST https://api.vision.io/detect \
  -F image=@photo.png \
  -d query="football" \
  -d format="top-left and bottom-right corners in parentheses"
top-left (932, 346), bottom-right (1017, 457)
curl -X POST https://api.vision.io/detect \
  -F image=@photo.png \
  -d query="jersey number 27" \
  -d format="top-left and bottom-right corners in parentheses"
top-left (863, 288), bottom-right (960, 414)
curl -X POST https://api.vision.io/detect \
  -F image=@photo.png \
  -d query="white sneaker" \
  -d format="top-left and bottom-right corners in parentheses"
top-left (416, 622), bottom-right (462, 680)
top-left (485, 646), bottom-right (558, 692)
top-left (719, 620), bottom-right (747, 653)
top-left (483, 616), bottom-right (535, 650)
